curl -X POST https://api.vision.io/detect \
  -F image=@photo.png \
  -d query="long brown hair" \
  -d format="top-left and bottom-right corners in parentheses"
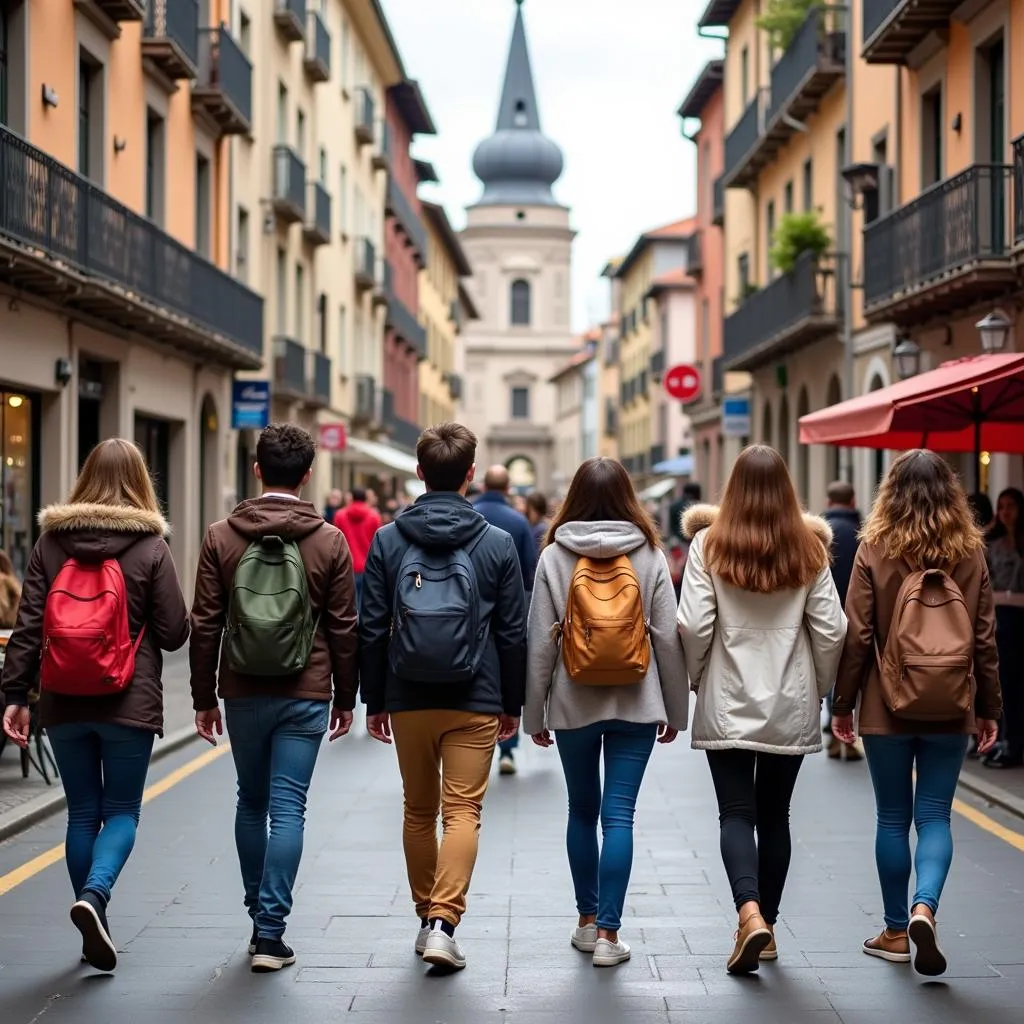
top-left (68, 438), bottom-right (161, 514)
top-left (705, 444), bottom-right (828, 593)
top-left (861, 449), bottom-right (983, 568)
top-left (547, 458), bottom-right (660, 548)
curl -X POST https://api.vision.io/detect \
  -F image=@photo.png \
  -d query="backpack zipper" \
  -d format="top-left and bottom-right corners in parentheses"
top-left (415, 573), bottom-right (422, 589)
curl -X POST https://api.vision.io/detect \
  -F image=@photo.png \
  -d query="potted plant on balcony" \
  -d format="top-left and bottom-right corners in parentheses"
top-left (769, 210), bottom-right (831, 275)
top-left (757, 0), bottom-right (823, 52)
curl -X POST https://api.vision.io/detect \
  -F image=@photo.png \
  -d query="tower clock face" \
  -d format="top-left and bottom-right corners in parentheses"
top-left (507, 456), bottom-right (537, 490)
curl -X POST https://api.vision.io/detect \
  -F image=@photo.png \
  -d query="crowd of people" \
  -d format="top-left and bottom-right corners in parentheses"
top-left (0, 423), bottom-right (1006, 985)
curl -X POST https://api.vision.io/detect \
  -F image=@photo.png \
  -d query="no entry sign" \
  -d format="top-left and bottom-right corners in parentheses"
top-left (664, 363), bottom-right (701, 402)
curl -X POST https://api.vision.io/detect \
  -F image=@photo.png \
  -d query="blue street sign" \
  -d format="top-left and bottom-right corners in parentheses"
top-left (722, 396), bottom-right (751, 438)
top-left (232, 380), bottom-right (271, 430)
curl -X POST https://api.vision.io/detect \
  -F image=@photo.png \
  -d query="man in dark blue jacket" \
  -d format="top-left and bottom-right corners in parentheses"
top-left (359, 423), bottom-right (526, 973)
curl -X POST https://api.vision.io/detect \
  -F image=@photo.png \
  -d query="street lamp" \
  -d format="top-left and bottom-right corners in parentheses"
top-left (893, 338), bottom-right (922, 380)
top-left (976, 310), bottom-right (1011, 354)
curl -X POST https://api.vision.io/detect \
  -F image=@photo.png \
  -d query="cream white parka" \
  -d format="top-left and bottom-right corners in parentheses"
top-left (676, 505), bottom-right (847, 755)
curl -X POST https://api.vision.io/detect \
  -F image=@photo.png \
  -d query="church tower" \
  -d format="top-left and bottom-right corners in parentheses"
top-left (459, 0), bottom-right (577, 493)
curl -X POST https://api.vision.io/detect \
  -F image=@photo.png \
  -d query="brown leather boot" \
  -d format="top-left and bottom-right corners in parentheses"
top-left (862, 927), bottom-right (910, 963)
top-left (727, 910), bottom-right (772, 974)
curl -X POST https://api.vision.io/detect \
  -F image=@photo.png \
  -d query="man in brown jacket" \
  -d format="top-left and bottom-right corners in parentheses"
top-left (189, 424), bottom-right (358, 974)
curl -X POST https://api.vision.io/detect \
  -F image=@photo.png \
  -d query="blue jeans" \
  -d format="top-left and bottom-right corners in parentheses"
top-left (862, 734), bottom-right (969, 930)
top-left (499, 729), bottom-right (520, 756)
top-left (555, 720), bottom-right (657, 931)
top-left (47, 723), bottom-right (154, 904)
top-left (224, 698), bottom-right (328, 940)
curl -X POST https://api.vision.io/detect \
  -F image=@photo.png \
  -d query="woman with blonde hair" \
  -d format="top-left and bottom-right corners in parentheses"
top-left (677, 445), bottom-right (846, 974)
top-left (0, 548), bottom-right (22, 628)
top-left (832, 450), bottom-right (1000, 977)
top-left (1, 439), bottom-right (189, 972)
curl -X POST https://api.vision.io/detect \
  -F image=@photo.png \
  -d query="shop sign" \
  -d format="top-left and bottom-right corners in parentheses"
top-left (318, 423), bottom-right (348, 451)
top-left (722, 397), bottom-right (752, 438)
top-left (231, 380), bottom-right (270, 430)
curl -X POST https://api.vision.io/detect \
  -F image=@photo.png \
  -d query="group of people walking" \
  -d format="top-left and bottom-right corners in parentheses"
top-left (0, 423), bottom-right (1001, 984)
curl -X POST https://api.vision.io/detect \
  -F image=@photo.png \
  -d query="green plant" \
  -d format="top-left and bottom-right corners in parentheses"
top-left (757, 0), bottom-right (823, 52)
top-left (769, 210), bottom-right (831, 274)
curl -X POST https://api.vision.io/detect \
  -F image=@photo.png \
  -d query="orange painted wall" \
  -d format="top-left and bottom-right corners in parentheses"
top-left (28, 0), bottom-right (77, 166)
top-left (107, 23), bottom-right (146, 212)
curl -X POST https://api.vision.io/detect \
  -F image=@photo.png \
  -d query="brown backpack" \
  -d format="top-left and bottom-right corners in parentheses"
top-left (879, 568), bottom-right (974, 721)
top-left (560, 554), bottom-right (650, 686)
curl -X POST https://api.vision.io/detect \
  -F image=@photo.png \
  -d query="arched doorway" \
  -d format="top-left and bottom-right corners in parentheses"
top-left (825, 374), bottom-right (842, 482)
top-left (506, 455), bottom-right (536, 495)
top-left (778, 393), bottom-right (791, 465)
top-left (796, 386), bottom-right (810, 507)
top-left (198, 395), bottom-right (219, 537)
top-left (761, 402), bottom-right (773, 446)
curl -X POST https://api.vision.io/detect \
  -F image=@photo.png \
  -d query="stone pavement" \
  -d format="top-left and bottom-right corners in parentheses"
top-left (0, 716), bottom-right (1023, 1023)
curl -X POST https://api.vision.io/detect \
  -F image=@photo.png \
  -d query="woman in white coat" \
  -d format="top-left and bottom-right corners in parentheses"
top-left (677, 445), bottom-right (847, 975)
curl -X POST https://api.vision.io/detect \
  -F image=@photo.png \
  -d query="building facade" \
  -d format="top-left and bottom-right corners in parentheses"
top-left (458, 1), bottom-right (577, 493)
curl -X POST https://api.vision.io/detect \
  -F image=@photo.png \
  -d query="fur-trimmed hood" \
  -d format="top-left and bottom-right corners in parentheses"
top-left (39, 502), bottom-right (170, 537)
top-left (681, 503), bottom-right (833, 548)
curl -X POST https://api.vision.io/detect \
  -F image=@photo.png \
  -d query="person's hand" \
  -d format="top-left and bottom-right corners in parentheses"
top-left (976, 718), bottom-right (999, 756)
top-left (329, 708), bottom-right (354, 741)
top-left (497, 715), bottom-right (519, 743)
top-left (657, 724), bottom-right (678, 744)
top-left (831, 713), bottom-right (856, 746)
top-left (195, 708), bottom-right (223, 746)
top-left (2, 705), bottom-right (30, 748)
top-left (531, 730), bottom-right (553, 748)
top-left (367, 712), bottom-right (392, 745)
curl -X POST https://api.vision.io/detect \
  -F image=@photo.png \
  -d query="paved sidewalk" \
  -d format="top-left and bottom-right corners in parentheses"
top-left (0, 717), bottom-right (1022, 1023)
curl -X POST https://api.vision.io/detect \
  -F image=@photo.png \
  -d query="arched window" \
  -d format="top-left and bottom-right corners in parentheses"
top-left (510, 279), bottom-right (531, 326)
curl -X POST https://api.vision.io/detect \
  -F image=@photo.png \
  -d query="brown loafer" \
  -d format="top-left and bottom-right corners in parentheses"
top-left (863, 928), bottom-right (910, 963)
top-left (759, 925), bottom-right (777, 962)
top-left (727, 912), bottom-right (772, 974)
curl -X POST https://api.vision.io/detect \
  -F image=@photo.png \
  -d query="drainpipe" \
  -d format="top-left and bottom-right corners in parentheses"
top-left (841, 0), bottom-right (855, 484)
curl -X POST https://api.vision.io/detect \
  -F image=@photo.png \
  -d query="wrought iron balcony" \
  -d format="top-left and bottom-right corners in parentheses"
top-left (863, 164), bottom-right (1015, 323)
top-left (193, 26), bottom-right (252, 136)
top-left (372, 121), bottom-right (391, 172)
top-left (303, 181), bottom-right (331, 247)
top-left (0, 123), bottom-right (262, 368)
top-left (1014, 135), bottom-right (1024, 248)
top-left (273, 336), bottom-right (308, 400)
top-left (273, 0), bottom-right (306, 43)
top-left (272, 145), bottom-right (306, 224)
top-left (310, 351), bottom-right (331, 407)
top-left (686, 230), bottom-right (703, 276)
top-left (78, 0), bottom-right (144, 24)
top-left (303, 10), bottom-right (330, 83)
top-left (353, 374), bottom-right (378, 423)
top-left (649, 349), bottom-right (666, 379)
top-left (142, 0), bottom-right (199, 80)
top-left (354, 87), bottom-right (375, 145)
top-left (385, 290), bottom-right (427, 360)
top-left (862, 0), bottom-right (961, 64)
top-left (386, 179), bottom-right (428, 267)
top-left (712, 174), bottom-right (725, 226)
top-left (723, 93), bottom-right (764, 190)
top-left (354, 237), bottom-right (377, 290)
top-left (723, 253), bottom-right (840, 371)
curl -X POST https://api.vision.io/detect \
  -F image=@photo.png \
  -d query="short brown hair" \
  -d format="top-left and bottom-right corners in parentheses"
top-left (417, 422), bottom-right (477, 492)
top-left (526, 492), bottom-right (548, 517)
top-left (705, 445), bottom-right (828, 593)
top-left (826, 480), bottom-right (855, 506)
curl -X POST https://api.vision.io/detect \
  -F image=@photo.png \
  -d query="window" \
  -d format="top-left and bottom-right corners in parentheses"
top-left (784, 180), bottom-right (793, 214)
top-left (340, 16), bottom-right (349, 91)
top-left (195, 154), bottom-right (211, 257)
top-left (239, 9), bottom-right (251, 55)
top-left (275, 247), bottom-right (287, 334)
top-left (276, 82), bottom-right (288, 143)
top-left (659, 309), bottom-right (668, 352)
top-left (296, 109), bottom-right (306, 157)
top-left (872, 134), bottom-right (893, 219)
top-left (511, 386), bottom-right (530, 419)
top-left (78, 52), bottom-right (101, 181)
top-left (339, 164), bottom-right (348, 234)
top-left (318, 146), bottom-right (327, 183)
top-left (740, 45), bottom-right (749, 102)
top-left (339, 304), bottom-right (347, 370)
top-left (700, 296), bottom-right (710, 362)
top-left (922, 86), bottom-right (943, 187)
top-left (294, 263), bottom-right (305, 341)
top-left (510, 279), bottom-right (531, 326)
top-left (738, 252), bottom-right (750, 299)
top-left (802, 159), bottom-right (813, 211)
top-left (766, 200), bottom-right (776, 277)
top-left (236, 207), bottom-right (249, 283)
top-left (145, 110), bottom-right (165, 225)
top-left (318, 292), bottom-right (327, 353)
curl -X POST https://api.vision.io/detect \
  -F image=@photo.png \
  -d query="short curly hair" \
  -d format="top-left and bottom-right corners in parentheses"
top-left (256, 424), bottom-right (316, 489)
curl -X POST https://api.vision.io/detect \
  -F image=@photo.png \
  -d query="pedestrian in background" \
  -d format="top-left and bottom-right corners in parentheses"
top-left (524, 457), bottom-right (688, 968)
top-left (474, 465), bottom-right (537, 776)
top-left (668, 481), bottom-right (702, 544)
top-left (822, 480), bottom-right (863, 761)
top-left (323, 488), bottom-right (344, 525)
top-left (969, 492), bottom-right (995, 533)
top-left (678, 445), bottom-right (846, 975)
top-left (1, 438), bottom-right (189, 973)
top-left (189, 424), bottom-right (358, 973)
top-left (359, 423), bottom-right (526, 972)
top-left (832, 450), bottom-right (1000, 977)
top-left (525, 492), bottom-right (549, 557)
top-left (333, 487), bottom-right (382, 608)
top-left (0, 548), bottom-right (22, 627)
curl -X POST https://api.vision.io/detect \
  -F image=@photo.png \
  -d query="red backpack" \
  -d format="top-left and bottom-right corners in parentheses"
top-left (40, 558), bottom-right (145, 697)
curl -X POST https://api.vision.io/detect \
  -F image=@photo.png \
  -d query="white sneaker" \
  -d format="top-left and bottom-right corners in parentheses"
top-left (571, 923), bottom-right (598, 953)
top-left (414, 924), bottom-right (431, 957)
top-left (422, 929), bottom-right (467, 971)
top-left (499, 755), bottom-right (517, 776)
top-left (593, 936), bottom-right (631, 967)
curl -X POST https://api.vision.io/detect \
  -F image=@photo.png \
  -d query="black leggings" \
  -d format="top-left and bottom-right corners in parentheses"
top-left (705, 750), bottom-right (804, 925)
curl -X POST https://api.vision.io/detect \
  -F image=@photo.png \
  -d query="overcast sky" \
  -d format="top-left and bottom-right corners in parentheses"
top-left (380, 0), bottom-right (723, 331)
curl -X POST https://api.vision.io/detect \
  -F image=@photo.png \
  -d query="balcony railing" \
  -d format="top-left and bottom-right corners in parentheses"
top-left (193, 26), bottom-right (252, 136)
top-left (1014, 135), bottom-right (1024, 247)
top-left (723, 93), bottom-right (764, 189)
top-left (273, 336), bottom-right (308, 398)
top-left (649, 349), bottom-right (666, 378)
top-left (90, 0), bottom-right (145, 23)
top-left (354, 87), bottom-right (375, 145)
top-left (385, 291), bottom-right (427, 360)
top-left (686, 230), bottom-right (703, 276)
top-left (303, 181), bottom-right (331, 247)
top-left (862, 0), bottom-right (961, 64)
top-left (723, 253), bottom-right (840, 371)
top-left (712, 174), bottom-right (724, 226)
top-left (863, 164), bottom-right (1015, 320)
top-left (311, 351), bottom-right (331, 406)
top-left (142, 0), bottom-right (199, 80)
top-left (303, 10), bottom-right (330, 82)
top-left (354, 374), bottom-right (378, 422)
top-left (354, 237), bottom-right (377, 289)
top-left (0, 123), bottom-right (262, 366)
top-left (272, 145), bottom-right (306, 223)
top-left (372, 121), bottom-right (391, 172)
top-left (766, 8), bottom-right (845, 129)
top-left (273, 0), bottom-right (306, 42)
top-left (386, 178), bottom-right (428, 266)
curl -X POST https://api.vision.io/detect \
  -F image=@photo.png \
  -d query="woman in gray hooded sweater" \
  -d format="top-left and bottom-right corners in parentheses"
top-left (524, 457), bottom-right (689, 969)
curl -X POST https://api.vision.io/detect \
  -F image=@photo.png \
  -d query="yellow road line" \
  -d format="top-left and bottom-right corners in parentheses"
top-left (953, 796), bottom-right (1024, 853)
top-left (0, 742), bottom-right (230, 898)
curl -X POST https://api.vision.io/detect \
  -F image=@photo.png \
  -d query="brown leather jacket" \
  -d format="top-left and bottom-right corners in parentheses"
top-left (189, 496), bottom-right (358, 712)
top-left (0, 503), bottom-right (189, 735)
top-left (833, 541), bottom-right (1001, 735)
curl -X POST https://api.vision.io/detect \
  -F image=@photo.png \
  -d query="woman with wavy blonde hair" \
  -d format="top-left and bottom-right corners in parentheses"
top-left (832, 450), bottom-right (1000, 977)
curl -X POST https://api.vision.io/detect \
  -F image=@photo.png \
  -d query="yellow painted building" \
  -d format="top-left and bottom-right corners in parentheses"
top-left (598, 261), bottom-right (622, 461)
top-left (419, 201), bottom-right (478, 428)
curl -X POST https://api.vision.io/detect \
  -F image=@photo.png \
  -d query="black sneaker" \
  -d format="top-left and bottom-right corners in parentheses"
top-left (248, 923), bottom-right (258, 956)
top-left (251, 938), bottom-right (296, 973)
top-left (70, 891), bottom-right (117, 972)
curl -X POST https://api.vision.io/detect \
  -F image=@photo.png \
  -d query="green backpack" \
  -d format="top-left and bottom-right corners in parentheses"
top-left (224, 535), bottom-right (317, 677)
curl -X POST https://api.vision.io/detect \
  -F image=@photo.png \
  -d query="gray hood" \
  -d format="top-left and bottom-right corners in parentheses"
top-left (553, 521), bottom-right (649, 559)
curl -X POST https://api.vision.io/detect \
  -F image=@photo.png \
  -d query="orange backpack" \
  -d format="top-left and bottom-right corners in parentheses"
top-left (879, 567), bottom-right (974, 722)
top-left (560, 555), bottom-right (650, 686)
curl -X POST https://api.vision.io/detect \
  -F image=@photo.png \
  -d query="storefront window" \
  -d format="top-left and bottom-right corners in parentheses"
top-left (1, 392), bottom-right (35, 579)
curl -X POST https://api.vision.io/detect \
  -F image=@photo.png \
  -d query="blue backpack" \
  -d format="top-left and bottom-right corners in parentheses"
top-left (388, 533), bottom-right (488, 684)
